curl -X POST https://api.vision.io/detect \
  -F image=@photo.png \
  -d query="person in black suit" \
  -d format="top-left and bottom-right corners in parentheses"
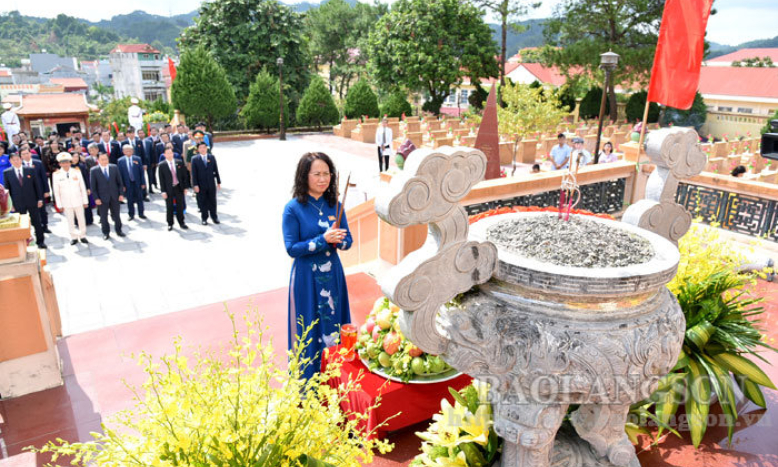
top-left (171, 124), bottom-right (188, 154)
top-left (154, 133), bottom-right (173, 167)
top-left (158, 144), bottom-right (190, 231)
top-left (98, 130), bottom-right (112, 157)
top-left (117, 144), bottom-right (146, 220)
top-left (89, 152), bottom-right (125, 239)
top-left (31, 135), bottom-right (46, 160)
top-left (19, 145), bottom-right (51, 233)
top-left (3, 152), bottom-right (46, 248)
top-left (190, 142), bottom-right (221, 225)
top-left (144, 127), bottom-right (160, 193)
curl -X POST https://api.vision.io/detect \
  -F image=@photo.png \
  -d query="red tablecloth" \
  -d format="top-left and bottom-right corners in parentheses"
top-left (321, 345), bottom-right (472, 440)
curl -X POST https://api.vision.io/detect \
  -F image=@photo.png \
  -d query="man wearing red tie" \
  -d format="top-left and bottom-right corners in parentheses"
top-left (2, 151), bottom-right (46, 248)
top-left (158, 145), bottom-right (190, 231)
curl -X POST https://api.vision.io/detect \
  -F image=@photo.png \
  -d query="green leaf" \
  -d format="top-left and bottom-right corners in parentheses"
top-left (737, 376), bottom-right (767, 408)
top-left (653, 376), bottom-right (684, 438)
top-left (686, 359), bottom-right (711, 448)
top-left (686, 320), bottom-right (716, 350)
top-left (448, 386), bottom-right (469, 409)
top-left (459, 442), bottom-right (487, 467)
top-left (673, 349), bottom-right (690, 371)
top-left (624, 423), bottom-right (649, 445)
top-left (700, 355), bottom-right (738, 445)
top-left (711, 353), bottom-right (777, 389)
top-left (296, 454), bottom-right (337, 467)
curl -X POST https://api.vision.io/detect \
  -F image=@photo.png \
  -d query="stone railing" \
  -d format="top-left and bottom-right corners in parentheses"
top-left (676, 172), bottom-right (778, 241)
top-left (342, 158), bottom-right (639, 268)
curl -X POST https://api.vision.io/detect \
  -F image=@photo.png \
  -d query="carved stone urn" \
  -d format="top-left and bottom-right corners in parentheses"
top-left (376, 146), bottom-right (687, 467)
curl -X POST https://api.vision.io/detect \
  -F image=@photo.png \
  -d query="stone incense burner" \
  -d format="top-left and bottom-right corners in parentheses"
top-left (376, 147), bottom-right (687, 467)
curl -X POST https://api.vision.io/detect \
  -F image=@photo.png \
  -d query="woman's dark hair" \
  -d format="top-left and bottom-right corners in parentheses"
top-left (731, 165), bottom-right (747, 177)
top-left (293, 152), bottom-right (338, 206)
top-left (602, 142), bottom-right (613, 152)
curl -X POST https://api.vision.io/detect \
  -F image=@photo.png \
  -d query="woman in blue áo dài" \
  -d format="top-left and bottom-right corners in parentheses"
top-left (283, 152), bottom-right (353, 380)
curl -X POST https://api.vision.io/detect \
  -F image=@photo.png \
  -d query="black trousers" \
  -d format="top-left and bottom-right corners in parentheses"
top-left (147, 163), bottom-right (158, 189)
top-left (197, 187), bottom-right (217, 221)
top-left (165, 185), bottom-right (186, 226)
top-left (377, 147), bottom-right (389, 171)
top-left (17, 205), bottom-right (45, 245)
top-left (97, 197), bottom-right (123, 235)
top-left (40, 200), bottom-right (49, 227)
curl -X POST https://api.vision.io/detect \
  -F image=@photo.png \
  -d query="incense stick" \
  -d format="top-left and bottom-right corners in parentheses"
top-left (335, 172), bottom-right (351, 229)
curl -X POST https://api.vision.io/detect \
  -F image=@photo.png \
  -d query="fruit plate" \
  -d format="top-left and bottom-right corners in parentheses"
top-left (359, 356), bottom-right (462, 384)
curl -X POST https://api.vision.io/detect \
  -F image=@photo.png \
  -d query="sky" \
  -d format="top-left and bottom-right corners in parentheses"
top-left (2, 0), bottom-right (777, 46)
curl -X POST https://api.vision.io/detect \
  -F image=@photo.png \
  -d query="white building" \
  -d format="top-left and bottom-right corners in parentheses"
top-left (109, 44), bottom-right (167, 102)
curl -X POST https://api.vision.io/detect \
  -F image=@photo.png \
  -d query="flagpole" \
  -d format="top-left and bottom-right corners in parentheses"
top-left (637, 100), bottom-right (651, 157)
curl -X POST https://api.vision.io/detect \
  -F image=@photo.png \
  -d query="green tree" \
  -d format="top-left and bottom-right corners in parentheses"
top-left (578, 86), bottom-right (611, 120)
top-left (498, 82), bottom-right (568, 174)
top-left (625, 90), bottom-right (659, 123)
top-left (171, 46), bottom-right (237, 131)
top-left (297, 76), bottom-right (340, 129)
top-left (468, 82), bottom-right (490, 111)
top-left (380, 92), bottom-right (413, 118)
top-left (367, 0), bottom-right (499, 115)
top-left (344, 79), bottom-right (380, 119)
top-left (306, 0), bottom-right (354, 93)
top-left (763, 109), bottom-right (778, 135)
top-left (473, 0), bottom-right (539, 91)
top-left (663, 92), bottom-right (707, 131)
top-left (541, 0), bottom-right (665, 121)
top-left (242, 70), bottom-right (288, 131)
top-left (179, 0), bottom-right (309, 104)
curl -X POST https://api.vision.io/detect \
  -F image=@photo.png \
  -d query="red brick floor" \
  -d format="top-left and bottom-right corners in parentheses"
top-left (1, 275), bottom-right (777, 467)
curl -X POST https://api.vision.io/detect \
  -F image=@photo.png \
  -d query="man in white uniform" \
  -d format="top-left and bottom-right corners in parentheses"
top-left (1, 103), bottom-right (20, 141)
top-left (375, 117), bottom-right (393, 172)
top-left (53, 152), bottom-right (89, 245)
top-left (127, 98), bottom-right (144, 134)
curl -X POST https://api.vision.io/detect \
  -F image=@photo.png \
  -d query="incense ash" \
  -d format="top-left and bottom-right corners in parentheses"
top-left (486, 214), bottom-right (655, 268)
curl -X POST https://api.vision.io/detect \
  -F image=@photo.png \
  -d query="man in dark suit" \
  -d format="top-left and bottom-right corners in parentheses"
top-left (171, 124), bottom-right (188, 154)
top-left (98, 130), bottom-right (113, 157)
top-left (154, 133), bottom-right (173, 165)
top-left (190, 142), bottom-right (221, 225)
top-left (3, 152), bottom-right (46, 248)
top-left (117, 144), bottom-right (146, 220)
top-left (89, 152), bottom-right (125, 239)
top-left (110, 133), bottom-right (125, 165)
top-left (144, 127), bottom-right (160, 193)
top-left (158, 145), bottom-right (190, 231)
top-left (128, 128), bottom-right (151, 199)
top-left (19, 145), bottom-right (51, 233)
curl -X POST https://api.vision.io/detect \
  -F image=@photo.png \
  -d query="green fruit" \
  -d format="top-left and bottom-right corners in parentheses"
top-left (359, 333), bottom-right (370, 345)
top-left (366, 343), bottom-right (379, 359)
top-left (411, 357), bottom-right (426, 375)
top-left (393, 358), bottom-right (404, 372)
top-left (378, 351), bottom-right (392, 368)
top-left (428, 356), bottom-right (446, 374)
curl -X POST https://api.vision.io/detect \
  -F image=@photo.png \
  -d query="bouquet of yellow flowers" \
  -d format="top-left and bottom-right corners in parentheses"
top-left (29, 311), bottom-right (393, 467)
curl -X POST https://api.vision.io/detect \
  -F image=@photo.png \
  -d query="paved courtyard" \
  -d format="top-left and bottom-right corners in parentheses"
top-left (46, 134), bottom-right (383, 336)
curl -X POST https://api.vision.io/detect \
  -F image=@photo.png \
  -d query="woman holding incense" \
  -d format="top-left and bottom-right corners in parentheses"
top-left (283, 152), bottom-right (353, 380)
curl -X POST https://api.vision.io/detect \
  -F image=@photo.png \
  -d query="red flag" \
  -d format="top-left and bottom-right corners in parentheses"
top-left (647, 0), bottom-right (714, 109)
top-left (168, 57), bottom-right (177, 82)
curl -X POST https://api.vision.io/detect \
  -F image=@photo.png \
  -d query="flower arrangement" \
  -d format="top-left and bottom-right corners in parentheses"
top-left (410, 381), bottom-right (497, 467)
top-left (29, 312), bottom-right (393, 467)
top-left (355, 297), bottom-right (452, 382)
top-left (142, 111), bottom-right (168, 124)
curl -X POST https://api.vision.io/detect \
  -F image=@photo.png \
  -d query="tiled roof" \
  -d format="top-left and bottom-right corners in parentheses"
top-left (49, 77), bottom-right (88, 89)
top-left (111, 44), bottom-right (160, 54)
top-left (698, 66), bottom-right (778, 99)
top-left (16, 93), bottom-right (91, 116)
top-left (709, 48), bottom-right (778, 63)
top-left (0, 70), bottom-right (10, 77)
top-left (519, 63), bottom-right (569, 86)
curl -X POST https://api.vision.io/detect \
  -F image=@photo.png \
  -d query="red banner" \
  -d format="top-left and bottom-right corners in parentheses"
top-left (647, 0), bottom-right (714, 109)
top-left (168, 57), bottom-right (177, 82)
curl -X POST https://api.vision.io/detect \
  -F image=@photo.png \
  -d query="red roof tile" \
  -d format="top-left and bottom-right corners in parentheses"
top-left (16, 93), bottom-right (91, 116)
top-left (698, 66), bottom-right (778, 99)
top-left (0, 70), bottom-right (10, 77)
top-left (110, 44), bottom-right (160, 54)
top-left (520, 63), bottom-right (569, 86)
top-left (49, 77), bottom-right (88, 89)
top-left (709, 48), bottom-right (778, 63)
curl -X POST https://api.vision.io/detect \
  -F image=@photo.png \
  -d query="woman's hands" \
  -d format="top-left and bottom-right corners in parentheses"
top-left (324, 228), bottom-right (347, 244)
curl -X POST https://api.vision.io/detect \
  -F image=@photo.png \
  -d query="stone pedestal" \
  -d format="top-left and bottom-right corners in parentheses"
top-left (0, 218), bottom-right (63, 399)
top-left (351, 123), bottom-right (378, 144)
top-left (334, 119), bottom-right (359, 138)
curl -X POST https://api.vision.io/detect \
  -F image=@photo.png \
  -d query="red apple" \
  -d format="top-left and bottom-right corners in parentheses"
top-left (408, 346), bottom-right (423, 357)
top-left (383, 332), bottom-right (401, 355)
top-left (365, 317), bottom-right (377, 334)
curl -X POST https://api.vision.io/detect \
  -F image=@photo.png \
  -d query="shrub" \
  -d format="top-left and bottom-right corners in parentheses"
top-left (762, 108), bottom-right (778, 135)
top-left (578, 86), bottom-right (610, 120)
top-left (468, 82), bottom-right (489, 111)
top-left (625, 91), bottom-right (660, 123)
top-left (296, 76), bottom-right (340, 129)
top-left (242, 70), bottom-right (288, 131)
top-left (663, 92), bottom-right (707, 131)
top-left (31, 312), bottom-right (393, 466)
top-left (343, 79), bottom-right (380, 119)
top-left (380, 92), bottom-right (413, 118)
top-left (554, 84), bottom-right (576, 112)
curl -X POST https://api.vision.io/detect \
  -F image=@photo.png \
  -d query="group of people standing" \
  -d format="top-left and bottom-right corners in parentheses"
top-left (1, 122), bottom-right (222, 249)
top-left (549, 133), bottom-right (618, 171)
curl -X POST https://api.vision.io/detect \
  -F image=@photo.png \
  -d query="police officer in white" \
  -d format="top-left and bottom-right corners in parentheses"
top-left (375, 117), bottom-right (393, 172)
top-left (1, 103), bottom-right (20, 141)
top-left (127, 97), bottom-right (144, 134)
top-left (53, 152), bottom-right (89, 245)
